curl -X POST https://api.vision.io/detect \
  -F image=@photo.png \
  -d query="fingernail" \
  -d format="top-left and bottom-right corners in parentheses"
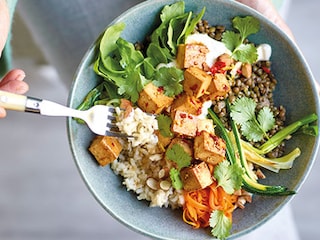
top-left (16, 73), bottom-right (26, 81)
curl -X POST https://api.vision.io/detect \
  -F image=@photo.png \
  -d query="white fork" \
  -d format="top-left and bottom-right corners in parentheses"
top-left (0, 90), bottom-right (127, 137)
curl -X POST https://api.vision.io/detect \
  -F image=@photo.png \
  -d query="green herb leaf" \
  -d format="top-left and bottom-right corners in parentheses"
top-left (99, 22), bottom-right (126, 64)
top-left (157, 114), bottom-right (174, 138)
top-left (232, 16), bottom-right (260, 42)
top-left (214, 160), bottom-right (243, 194)
top-left (221, 31), bottom-right (242, 52)
top-left (222, 16), bottom-right (260, 63)
top-left (153, 67), bottom-right (184, 97)
top-left (170, 168), bottom-right (183, 190)
top-left (232, 43), bottom-right (258, 64)
top-left (166, 143), bottom-right (191, 170)
top-left (209, 210), bottom-right (232, 240)
top-left (258, 107), bottom-right (275, 132)
top-left (230, 97), bottom-right (275, 142)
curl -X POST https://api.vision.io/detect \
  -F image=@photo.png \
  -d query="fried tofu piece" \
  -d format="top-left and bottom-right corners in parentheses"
top-left (180, 161), bottom-right (213, 191)
top-left (197, 119), bottom-right (215, 134)
top-left (170, 93), bottom-right (202, 119)
top-left (137, 82), bottom-right (174, 114)
top-left (171, 110), bottom-right (198, 138)
top-left (207, 73), bottom-right (231, 100)
top-left (89, 136), bottom-right (122, 166)
top-left (194, 131), bottom-right (226, 165)
top-left (183, 67), bottom-right (212, 98)
top-left (176, 44), bottom-right (209, 69)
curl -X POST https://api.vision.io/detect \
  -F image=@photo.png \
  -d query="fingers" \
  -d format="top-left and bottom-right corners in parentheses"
top-left (0, 69), bottom-right (29, 118)
top-left (0, 69), bottom-right (29, 94)
top-left (0, 107), bottom-right (7, 118)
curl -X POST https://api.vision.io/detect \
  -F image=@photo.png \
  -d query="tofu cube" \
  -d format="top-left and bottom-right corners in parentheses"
top-left (194, 131), bottom-right (226, 165)
top-left (207, 73), bottom-right (231, 100)
top-left (137, 82), bottom-right (174, 114)
top-left (176, 44), bottom-right (209, 69)
top-left (180, 162), bottom-right (213, 191)
top-left (183, 67), bottom-right (212, 98)
top-left (170, 93), bottom-right (203, 119)
top-left (89, 136), bottom-right (123, 166)
top-left (197, 119), bottom-right (215, 134)
top-left (171, 110), bottom-right (198, 138)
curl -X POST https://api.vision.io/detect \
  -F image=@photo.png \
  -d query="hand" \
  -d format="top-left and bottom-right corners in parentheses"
top-left (0, 69), bottom-right (29, 118)
top-left (236, 0), bottom-right (294, 39)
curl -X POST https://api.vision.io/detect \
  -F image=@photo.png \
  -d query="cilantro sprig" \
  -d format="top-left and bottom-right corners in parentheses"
top-left (166, 143), bottom-right (192, 190)
top-left (214, 160), bottom-right (243, 194)
top-left (209, 210), bottom-right (232, 240)
top-left (156, 114), bottom-right (174, 138)
top-left (230, 97), bottom-right (275, 142)
top-left (222, 16), bottom-right (260, 63)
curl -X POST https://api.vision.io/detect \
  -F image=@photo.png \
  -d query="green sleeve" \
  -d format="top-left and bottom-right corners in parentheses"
top-left (0, 0), bottom-right (18, 77)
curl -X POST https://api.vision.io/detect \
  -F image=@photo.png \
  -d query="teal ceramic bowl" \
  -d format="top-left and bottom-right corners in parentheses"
top-left (67, 0), bottom-right (320, 239)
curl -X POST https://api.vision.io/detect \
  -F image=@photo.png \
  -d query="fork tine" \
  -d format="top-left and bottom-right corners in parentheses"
top-left (108, 107), bottom-right (117, 114)
top-left (107, 114), bottom-right (117, 122)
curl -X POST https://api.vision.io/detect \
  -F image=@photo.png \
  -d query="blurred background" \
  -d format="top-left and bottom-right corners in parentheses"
top-left (0, 0), bottom-right (319, 239)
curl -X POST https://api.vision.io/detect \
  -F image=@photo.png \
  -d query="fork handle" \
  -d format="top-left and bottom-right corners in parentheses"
top-left (0, 90), bottom-right (86, 119)
top-left (0, 90), bottom-right (42, 112)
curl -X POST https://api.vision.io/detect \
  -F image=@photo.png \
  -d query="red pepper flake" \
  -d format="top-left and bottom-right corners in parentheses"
top-left (222, 84), bottom-right (229, 91)
top-left (180, 113), bottom-right (187, 119)
top-left (111, 142), bottom-right (115, 147)
top-left (262, 66), bottom-right (271, 74)
top-left (157, 86), bottom-right (164, 93)
top-left (210, 61), bottom-right (226, 75)
top-left (190, 84), bottom-right (198, 91)
top-left (196, 107), bottom-right (202, 115)
top-left (188, 114), bottom-right (193, 119)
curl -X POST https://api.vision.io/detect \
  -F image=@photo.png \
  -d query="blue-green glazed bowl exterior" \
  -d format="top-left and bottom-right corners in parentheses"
top-left (67, 0), bottom-right (320, 239)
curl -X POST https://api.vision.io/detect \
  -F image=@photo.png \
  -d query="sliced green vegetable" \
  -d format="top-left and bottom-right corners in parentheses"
top-left (259, 113), bottom-right (318, 154)
top-left (242, 140), bottom-right (301, 173)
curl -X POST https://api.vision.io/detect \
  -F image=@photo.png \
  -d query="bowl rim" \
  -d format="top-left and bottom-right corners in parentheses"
top-left (67, 0), bottom-right (320, 239)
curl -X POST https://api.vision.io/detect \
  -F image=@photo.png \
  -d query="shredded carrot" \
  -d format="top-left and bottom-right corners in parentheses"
top-left (183, 181), bottom-right (238, 229)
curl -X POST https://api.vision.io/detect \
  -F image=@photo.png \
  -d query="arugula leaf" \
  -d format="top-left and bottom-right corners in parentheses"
top-left (160, 1), bottom-right (185, 23)
top-left (170, 168), bottom-right (183, 190)
top-left (214, 160), bottom-right (243, 194)
top-left (166, 143), bottom-right (192, 170)
top-left (230, 97), bottom-right (275, 142)
top-left (157, 114), bottom-right (174, 138)
top-left (99, 22), bottom-right (126, 65)
top-left (167, 12), bottom-right (192, 55)
top-left (153, 67), bottom-right (184, 97)
top-left (209, 210), bottom-right (232, 240)
top-left (222, 16), bottom-right (260, 63)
